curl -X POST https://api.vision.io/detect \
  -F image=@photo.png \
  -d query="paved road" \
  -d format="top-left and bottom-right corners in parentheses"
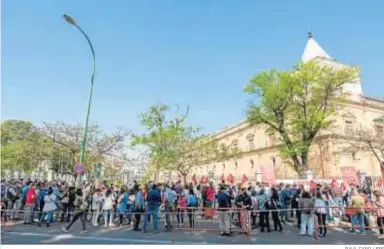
top-left (1, 219), bottom-right (382, 244)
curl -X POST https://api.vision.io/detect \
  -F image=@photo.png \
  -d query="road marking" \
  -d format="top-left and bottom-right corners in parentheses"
top-left (3, 231), bottom-right (208, 244)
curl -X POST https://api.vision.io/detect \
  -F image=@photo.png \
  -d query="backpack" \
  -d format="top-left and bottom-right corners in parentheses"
top-left (187, 194), bottom-right (197, 206)
top-left (6, 187), bottom-right (18, 201)
top-left (301, 199), bottom-right (314, 214)
top-left (165, 189), bottom-right (175, 203)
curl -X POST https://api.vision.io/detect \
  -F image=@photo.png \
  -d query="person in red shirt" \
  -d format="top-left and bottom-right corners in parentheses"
top-left (24, 182), bottom-right (36, 224)
top-left (206, 182), bottom-right (216, 208)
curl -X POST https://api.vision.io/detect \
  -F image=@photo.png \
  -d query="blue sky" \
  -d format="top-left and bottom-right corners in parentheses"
top-left (2, 0), bottom-right (384, 135)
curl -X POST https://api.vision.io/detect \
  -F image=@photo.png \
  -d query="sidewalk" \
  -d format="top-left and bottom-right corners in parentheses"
top-left (2, 219), bottom-right (382, 244)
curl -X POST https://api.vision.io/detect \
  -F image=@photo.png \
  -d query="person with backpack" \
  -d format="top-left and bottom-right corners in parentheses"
top-left (163, 184), bottom-right (176, 231)
top-left (299, 191), bottom-right (314, 236)
top-left (269, 187), bottom-right (283, 232)
top-left (62, 188), bottom-right (89, 234)
top-left (133, 186), bottom-right (144, 232)
top-left (186, 188), bottom-right (198, 228)
top-left (257, 188), bottom-right (270, 232)
top-left (6, 180), bottom-right (20, 221)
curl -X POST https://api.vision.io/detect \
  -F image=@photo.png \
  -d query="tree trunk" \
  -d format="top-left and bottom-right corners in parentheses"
top-left (292, 155), bottom-right (304, 178)
top-left (182, 173), bottom-right (187, 185)
top-left (301, 153), bottom-right (309, 179)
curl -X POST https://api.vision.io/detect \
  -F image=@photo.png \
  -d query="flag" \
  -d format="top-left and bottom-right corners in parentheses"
top-left (378, 177), bottom-right (383, 186)
top-left (200, 176), bottom-right (208, 184)
top-left (309, 180), bottom-right (316, 191)
top-left (192, 174), bottom-right (197, 184)
top-left (241, 174), bottom-right (248, 185)
top-left (227, 174), bottom-right (235, 183)
top-left (330, 178), bottom-right (337, 188)
top-left (340, 183), bottom-right (346, 192)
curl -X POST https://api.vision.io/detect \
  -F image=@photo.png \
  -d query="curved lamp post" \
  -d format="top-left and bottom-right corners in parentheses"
top-left (63, 14), bottom-right (96, 188)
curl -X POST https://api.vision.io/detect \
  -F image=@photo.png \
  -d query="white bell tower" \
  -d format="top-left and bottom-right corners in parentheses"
top-left (301, 32), bottom-right (363, 101)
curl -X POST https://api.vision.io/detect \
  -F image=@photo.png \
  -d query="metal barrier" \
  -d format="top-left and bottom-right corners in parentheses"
top-left (174, 207), bottom-right (251, 234)
top-left (1, 205), bottom-right (383, 242)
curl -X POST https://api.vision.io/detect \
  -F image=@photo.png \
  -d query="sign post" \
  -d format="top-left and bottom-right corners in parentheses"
top-left (95, 162), bottom-right (102, 188)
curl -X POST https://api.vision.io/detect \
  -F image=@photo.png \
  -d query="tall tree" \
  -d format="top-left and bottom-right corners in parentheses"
top-left (244, 61), bottom-right (359, 177)
top-left (132, 103), bottom-right (238, 183)
top-left (41, 122), bottom-right (130, 177)
top-left (344, 126), bottom-right (384, 169)
top-left (1, 120), bottom-right (50, 174)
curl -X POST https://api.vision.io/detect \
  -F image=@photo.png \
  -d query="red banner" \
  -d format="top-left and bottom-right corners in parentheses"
top-left (227, 174), bottom-right (235, 183)
top-left (309, 180), bottom-right (316, 192)
top-left (241, 174), bottom-right (248, 185)
top-left (261, 165), bottom-right (276, 184)
top-left (192, 174), bottom-right (197, 184)
top-left (341, 167), bottom-right (359, 186)
top-left (330, 178), bottom-right (337, 188)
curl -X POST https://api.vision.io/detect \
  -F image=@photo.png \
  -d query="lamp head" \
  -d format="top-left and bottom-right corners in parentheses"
top-left (63, 14), bottom-right (76, 26)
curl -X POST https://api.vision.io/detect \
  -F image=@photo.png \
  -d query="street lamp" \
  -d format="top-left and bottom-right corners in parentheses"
top-left (63, 14), bottom-right (96, 188)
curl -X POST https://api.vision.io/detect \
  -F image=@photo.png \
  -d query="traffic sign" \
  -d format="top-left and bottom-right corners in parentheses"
top-left (73, 162), bottom-right (86, 174)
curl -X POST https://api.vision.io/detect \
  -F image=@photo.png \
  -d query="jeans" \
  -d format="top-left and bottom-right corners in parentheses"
top-left (6, 200), bottom-right (15, 220)
top-left (300, 213), bottom-right (314, 235)
top-left (24, 204), bottom-right (34, 223)
top-left (176, 208), bottom-right (185, 225)
top-left (259, 211), bottom-right (270, 231)
top-left (103, 209), bottom-right (113, 225)
top-left (187, 207), bottom-right (195, 228)
top-left (143, 205), bottom-right (158, 231)
top-left (351, 211), bottom-right (365, 233)
top-left (377, 216), bottom-right (384, 235)
top-left (66, 211), bottom-right (86, 231)
top-left (40, 211), bottom-right (54, 224)
top-left (165, 201), bottom-right (175, 228)
top-left (92, 209), bottom-right (100, 226)
top-left (316, 213), bottom-right (327, 235)
top-left (218, 210), bottom-right (230, 233)
top-left (61, 203), bottom-right (74, 222)
top-left (271, 210), bottom-right (282, 231)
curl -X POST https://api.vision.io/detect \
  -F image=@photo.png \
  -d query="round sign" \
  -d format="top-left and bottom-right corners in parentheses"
top-left (73, 162), bottom-right (85, 174)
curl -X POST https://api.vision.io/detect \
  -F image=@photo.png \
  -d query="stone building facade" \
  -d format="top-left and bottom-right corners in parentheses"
top-left (161, 34), bottom-right (384, 182)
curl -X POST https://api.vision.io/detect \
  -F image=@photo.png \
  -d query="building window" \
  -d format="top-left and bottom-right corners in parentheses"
top-left (222, 163), bottom-right (225, 170)
top-left (376, 126), bottom-right (383, 137)
top-left (231, 139), bottom-right (238, 148)
top-left (246, 134), bottom-right (255, 150)
top-left (344, 120), bottom-right (353, 135)
top-left (250, 159), bottom-right (254, 168)
top-left (271, 156), bottom-right (276, 166)
top-left (235, 161), bottom-right (238, 168)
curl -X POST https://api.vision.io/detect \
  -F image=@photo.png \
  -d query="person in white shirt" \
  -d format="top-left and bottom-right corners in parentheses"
top-left (91, 189), bottom-right (103, 226)
top-left (101, 189), bottom-right (115, 227)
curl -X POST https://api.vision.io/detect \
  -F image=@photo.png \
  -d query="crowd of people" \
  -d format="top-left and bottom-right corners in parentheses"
top-left (1, 178), bottom-right (383, 239)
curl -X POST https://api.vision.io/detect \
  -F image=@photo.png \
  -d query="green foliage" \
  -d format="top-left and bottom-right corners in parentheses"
top-left (1, 120), bottom-right (50, 173)
top-left (1, 120), bottom-right (130, 177)
top-left (244, 61), bottom-right (359, 176)
top-left (132, 103), bottom-right (238, 183)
